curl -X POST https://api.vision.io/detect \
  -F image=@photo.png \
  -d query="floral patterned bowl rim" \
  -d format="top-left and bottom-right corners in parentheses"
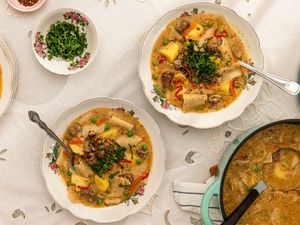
top-left (6, 0), bottom-right (46, 13)
top-left (138, 2), bottom-right (264, 129)
top-left (0, 42), bottom-right (14, 117)
top-left (32, 8), bottom-right (99, 75)
top-left (41, 97), bottom-right (166, 223)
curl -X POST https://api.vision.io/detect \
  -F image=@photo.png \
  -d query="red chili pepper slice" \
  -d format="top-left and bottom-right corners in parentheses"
top-left (173, 80), bottom-right (181, 85)
top-left (77, 185), bottom-right (90, 190)
top-left (230, 79), bottom-right (237, 99)
top-left (175, 85), bottom-right (183, 100)
top-left (120, 159), bottom-right (132, 163)
top-left (158, 56), bottom-right (166, 64)
top-left (130, 171), bottom-right (149, 194)
top-left (214, 29), bottom-right (227, 38)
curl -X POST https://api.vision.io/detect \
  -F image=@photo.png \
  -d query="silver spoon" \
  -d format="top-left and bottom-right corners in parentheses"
top-left (28, 111), bottom-right (77, 173)
top-left (239, 61), bottom-right (300, 95)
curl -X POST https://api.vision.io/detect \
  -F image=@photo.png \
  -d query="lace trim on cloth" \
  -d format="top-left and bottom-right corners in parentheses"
top-left (209, 83), bottom-right (297, 156)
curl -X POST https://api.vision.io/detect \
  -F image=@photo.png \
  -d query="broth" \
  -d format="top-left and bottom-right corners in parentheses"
top-left (223, 123), bottom-right (300, 225)
top-left (55, 108), bottom-right (153, 208)
top-left (151, 10), bottom-right (251, 113)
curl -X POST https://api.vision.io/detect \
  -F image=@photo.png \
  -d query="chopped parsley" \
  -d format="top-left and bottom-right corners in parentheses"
top-left (252, 166), bottom-right (262, 173)
top-left (46, 21), bottom-right (87, 61)
top-left (87, 139), bottom-right (126, 176)
top-left (183, 42), bottom-right (218, 84)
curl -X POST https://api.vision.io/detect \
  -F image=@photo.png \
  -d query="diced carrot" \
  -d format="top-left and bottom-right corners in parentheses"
top-left (183, 22), bottom-right (198, 37)
top-left (96, 118), bottom-right (108, 126)
top-left (226, 97), bottom-right (231, 106)
top-left (69, 139), bottom-right (84, 145)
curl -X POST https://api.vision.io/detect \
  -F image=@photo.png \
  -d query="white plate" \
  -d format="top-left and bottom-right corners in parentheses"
top-left (0, 34), bottom-right (17, 97)
top-left (0, 44), bottom-right (14, 117)
top-left (41, 97), bottom-right (166, 223)
top-left (32, 8), bottom-right (99, 75)
top-left (138, 3), bottom-right (264, 129)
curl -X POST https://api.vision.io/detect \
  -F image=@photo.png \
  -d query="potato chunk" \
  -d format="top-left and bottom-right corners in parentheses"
top-left (70, 144), bottom-right (84, 155)
top-left (219, 81), bottom-right (230, 93)
top-left (101, 127), bottom-right (120, 139)
top-left (159, 42), bottom-right (180, 62)
top-left (95, 175), bottom-right (110, 192)
top-left (71, 174), bottom-right (90, 190)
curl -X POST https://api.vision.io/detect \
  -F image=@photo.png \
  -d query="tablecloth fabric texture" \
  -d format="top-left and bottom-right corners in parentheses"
top-left (0, 0), bottom-right (299, 225)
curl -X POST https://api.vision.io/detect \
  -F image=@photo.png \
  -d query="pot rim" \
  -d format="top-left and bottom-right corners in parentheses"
top-left (219, 118), bottom-right (300, 219)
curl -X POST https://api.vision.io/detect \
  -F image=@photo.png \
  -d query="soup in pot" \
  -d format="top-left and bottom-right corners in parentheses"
top-left (223, 123), bottom-right (300, 225)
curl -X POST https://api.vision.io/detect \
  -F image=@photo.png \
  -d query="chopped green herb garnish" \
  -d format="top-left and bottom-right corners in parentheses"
top-left (152, 59), bottom-right (158, 66)
top-left (247, 186), bottom-right (254, 192)
top-left (108, 171), bottom-right (120, 183)
top-left (129, 144), bottom-right (134, 160)
top-left (183, 42), bottom-right (218, 84)
top-left (104, 124), bottom-right (110, 130)
top-left (152, 74), bottom-right (158, 80)
top-left (162, 38), bottom-right (170, 45)
top-left (89, 139), bottom-right (126, 176)
top-left (123, 189), bottom-right (130, 196)
top-left (46, 21), bottom-right (88, 62)
top-left (252, 166), bottom-right (262, 173)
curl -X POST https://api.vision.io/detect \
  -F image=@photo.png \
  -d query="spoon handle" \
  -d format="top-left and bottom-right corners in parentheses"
top-left (221, 189), bottom-right (259, 225)
top-left (28, 111), bottom-right (72, 156)
top-left (239, 61), bottom-right (300, 96)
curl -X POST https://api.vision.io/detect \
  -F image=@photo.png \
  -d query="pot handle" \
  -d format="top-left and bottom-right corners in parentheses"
top-left (201, 179), bottom-right (221, 225)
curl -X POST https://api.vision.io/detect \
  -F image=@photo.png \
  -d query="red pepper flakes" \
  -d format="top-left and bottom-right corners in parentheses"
top-left (18, 0), bottom-right (39, 7)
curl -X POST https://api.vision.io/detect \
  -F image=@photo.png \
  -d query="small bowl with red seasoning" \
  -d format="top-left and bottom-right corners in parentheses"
top-left (138, 2), bottom-right (264, 129)
top-left (7, 0), bottom-right (46, 12)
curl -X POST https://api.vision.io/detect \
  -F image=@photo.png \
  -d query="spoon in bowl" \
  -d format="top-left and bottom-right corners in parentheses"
top-left (221, 180), bottom-right (266, 225)
top-left (28, 110), bottom-right (77, 173)
top-left (239, 61), bottom-right (300, 95)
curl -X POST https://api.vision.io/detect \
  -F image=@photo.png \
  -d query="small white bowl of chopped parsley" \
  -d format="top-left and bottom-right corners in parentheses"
top-left (32, 8), bottom-right (99, 75)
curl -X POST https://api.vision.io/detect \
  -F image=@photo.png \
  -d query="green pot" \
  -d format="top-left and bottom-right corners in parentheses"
top-left (201, 119), bottom-right (300, 225)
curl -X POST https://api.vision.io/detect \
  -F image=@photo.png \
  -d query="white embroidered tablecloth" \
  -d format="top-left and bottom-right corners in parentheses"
top-left (0, 0), bottom-right (299, 224)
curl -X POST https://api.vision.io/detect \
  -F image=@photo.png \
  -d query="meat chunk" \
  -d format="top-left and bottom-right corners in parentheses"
top-left (272, 151), bottom-right (281, 162)
top-left (68, 123), bottom-right (82, 137)
top-left (210, 165), bottom-right (219, 176)
top-left (161, 71), bottom-right (174, 88)
top-left (175, 19), bottom-right (190, 34)
top-left (119, 173), bottom-right (134, 186)
top-left (120, 173), bottom-right (134, 183)
top-left (79, 189), bottom-right (103, 204)
top-left (136, 148), bottom-right (148, 159)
